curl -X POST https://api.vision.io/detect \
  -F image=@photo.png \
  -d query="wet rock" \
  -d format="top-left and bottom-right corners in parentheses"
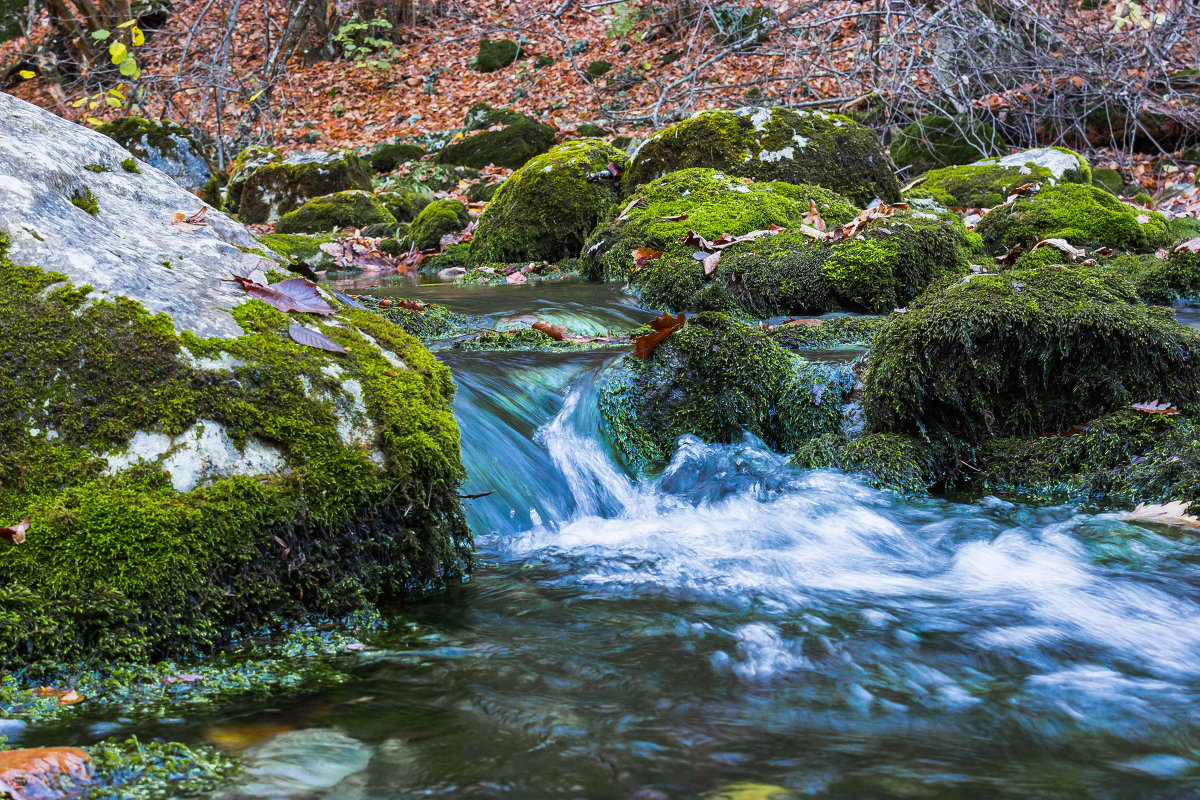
top-left (0, 747), bottom-right (92, 799)
top-left (222, 729), bottom-right (372, 799)
top-left (96, 116), bottom-right (215, 194)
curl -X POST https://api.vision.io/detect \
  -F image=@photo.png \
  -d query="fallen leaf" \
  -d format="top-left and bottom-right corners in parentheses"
top-left (661, 214), bottom-right (689, 221)
top-left (702, 250), bottom-right (721, 277)
top-left (1033, 238), bottom-right (1086, 260)
top-left (1136, 213), bottom-right (1151, 224)
top-left (996, 242), bottom-right (1026, 266)
top-left (506, 272), bottom-right (528, 284)
top-left (228, 274), bottom-right (335, 315)
top-left (804, 199), bottom-right (826, 232)
top-left (288, 324), bottom-right (348, 353)
top-left (1131, 400), bottom-right (1180, 415)
top-left (170, 207), bottom-right (208, 232)
top-left (0, 517), bottom-right (29, 544)
top-left (1174, 237), bottom-right (1200, 253)
top-left (632, 311), bottom-right (686, 359)
top-left (203, 723), bottom-right (296, 754)
top-left (615, 196), bottom-right (645, 221)
top-left (631, 247), bottom-right (664, 273)
top-left (681, 229), bottom-right (714, 251)
top-left (531, 320), bottom-right (567, 340)
top-left (0, 748), bottom-right (92, 799)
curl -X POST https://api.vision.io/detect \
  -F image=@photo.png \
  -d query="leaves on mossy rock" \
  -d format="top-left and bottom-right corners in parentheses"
top-left (1176, 237), bottom-right (1200, 253)
top-left (631, 246), bottom-right (664, 273)
top-left (1131, 400), bottom-right (1180, 415)
top-left (531, 320), bottom-right (567, 340)
top-left (632, 311), bottom-right (686, 359)
top-left (228, 273), bottom-right (334, 315)
top-left (0, 517), bottom-right (29, 544)
top-left (288, 324), bottom-right (348, 353)
top-left (0, 747), bottom-right (92, 800)
top-left (317, 237), bottom-right (396, 271)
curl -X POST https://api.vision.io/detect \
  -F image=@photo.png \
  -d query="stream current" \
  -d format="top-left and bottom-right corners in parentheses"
top-left (38, 283), bottom-right (1200, 797)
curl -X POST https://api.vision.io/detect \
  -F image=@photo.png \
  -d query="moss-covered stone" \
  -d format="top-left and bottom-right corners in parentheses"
top-left (766, 314), bottom-right (889, 350)
top-left (224, 149), bottom-right (373, 224)
top-left (583, 167), bottom-right (858, 281)
top-left (378, 189), bottom-right (432, 223)
top-left (624, 107), bottom-right (900, 206)
top-left (472, 37), bottom-right (522, 72)
top-left (861, 267), bottom-right (1200, 446)
top-left (470, 139), bottom-right (627, 263)
top-left (794, 431), bottom-right (942, 495)
top-left (256, 232), bottom-right (338, 266)
top-left (975, 183), bottom-right (1172, 254)
top-left (436, 104), bottom-right (556, 170)
top-left (1092, 166), bottom-right (1124, 195)
top-left (907, 163), bottom-right (1055, 208)
top-left (0, 235), bottom-right (470, 674)
top-left (360, 221), bottom-right (410, 239)
top-left (1103, 249), bottom-right (1200, 305)
top-left (406, 199), bottom-right (470, 250)
top-left (583, 60), bottom-right (612, 82)
top-left (368, 142), bottom-right (425, 174)
top-left (597, 312), bottom-right (855, 471)
top-left (890, 114), bottom-right (1002, 175)
top-left (377, 162), bottom-right (480, 196)
top-left (576, 123), bottom-right (610, 138)
top-left (274, 190), bottom-right (396, 235)
top-left (95, 117), bottom-right (214, 194)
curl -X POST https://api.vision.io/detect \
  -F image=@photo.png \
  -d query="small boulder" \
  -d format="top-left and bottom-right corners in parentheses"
top-left (378, 189), bottom-right (432, 222)
top-left (407, 199), bottom-right (470, 250)
top-left (472, 37), bottom-right (522, 72)
top-left (907, 146), bottom-right (1092, 208)
top-left (96, 116), bottom-right (215, 194)
top-left (274, 190), bottom-right (396, 234)
top-left (435, 103), bottom-right (556, 170)
top-left (368, 141), bottom-right (425, 174)
top-left (224, 147), bottom-right (372, 223)
top-left (889, 114), bottom-right (1003, 175)
top-left (624, 107), bottom-right (900, 206)
top-left (470, 138), bottom-right (627, 263)
top-left (598, 312), bottom-right (855, 471)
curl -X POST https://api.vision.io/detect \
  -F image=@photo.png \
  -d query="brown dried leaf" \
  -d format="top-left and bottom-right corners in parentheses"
top-left (661, 214), bottom-right (689, 222)
top-left (702, 250), bottom-right (721, 277)
top-left (170, 207), bottom-right (208, 232)
top-left (615, 196), bottom-right (644, 221)
top-left (1136, 212), bottom-right (1152, 225)
top-left (804, 199), bottom-right (826, 232)
top-left (631, 247), bottom-right (664, 274)
top-left (0, 516), bottom-right (29, 544)
top-left (996, 242), bottom-right (1026, 267)
top-left (1174, 237), bottom-right (1200, 253)
top-left (680, 229), bottom-right (714, 251)
top-left (288, 324), bottom-right (348, 353)
top-left (1033, 238), bottom-right (1086, 260)
top-left (1131, 400), bottom-right (1180, 415)
top-left (632, 311), bottom-right (686, 359)
top-left (531, 320), bottom-right (568, 340)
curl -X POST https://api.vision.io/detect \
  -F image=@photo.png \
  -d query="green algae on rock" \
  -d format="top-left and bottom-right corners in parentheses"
top-left (766, 315), bottom-right (889, 350)
top-left (436, 103), bottom-right (556, 170)
top-left (95, 116), bottom-right (215, 194)
top-left (975, 183), bottom-right (1172, 254)
top-left (623, 107), bottom-right (900, 206)
top-left (470, 138), bottom-right (627, 264)
top-left (889, 114), bottom-right (1002, 175)
top-left (407, 199), bottom-right (471, 250)
top-left (472, 37), bottom-right (522, 72)
top-left (378, 189), bottom-right (433, 223)
top-left (274, 190), bottom-right (396, 234)
top-left (224, 148), bottom-right (373, 223)
top-left (861, 267), bottom-right (1200, 446)
top-left (85, 737), bottom-right (239, 800)
top-left (597, 312), bottom-right (855, 471)
top-left (794, 432), bottom-right (942, 495)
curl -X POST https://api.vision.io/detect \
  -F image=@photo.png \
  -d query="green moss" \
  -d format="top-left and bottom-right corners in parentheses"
top-left (377, 162), bottom-right (480, 196)
top-left (120, 157), bottom-right (141, 173)
top-left (436, 104), bottom-right (556, 170)
top-left (378, 190), bottom-right (432, 223)
top-left (455, 328), bottom-right (600, 352)
top-left (85, 162), bottom-right (113, 173)
top-left (275, 190), bottom-right (396, 235)
top-left (576, 124), bottom-right (610, 138)
top-left (890, 114), bottom-right (1002, 175)
top-left (583, 167), bottom-right (858, 281)
top-left (766, 315), bottom-right (888, 349)
top-left (583, 60), bottom-right (612, 82)
top-left (907, 163), bottom-right (1055, 208)
top-left (597, 312), bottom-right (854, 471)
top-left (361, 221), bottom-right (410, 239)
top-left (624, 107), bottom-right (901, 206)
top-left (794, 432), bottom-right (942, 495)
top-left (256, 232), bottom-right (338, 264)
top-left (472, 37), bottom-right (522, 72)
top-left (1092, 166), bottom-right (1124, 195)
top-left (86, 737), bottom-right (239, 800)
top-left (71, 186), bottom-right (99, 215)
top-left (369, 142), bottom-right (425, 173)
top-left (976, 183), bottom-right (1173, 254)
top-left (421, 242), bottom-right (473, 273)
top-left (95, 117), bottom-right (192, 157)
top-left (0, 236), bottom-right (470, 674)
top-left (470, 139), bottom-right (627, 263)
top-left (364, 301), bottom-right (471, 341)
top-left (406, 199), bottom-right (470, 250)
top-left (1104, 250), bottom-right (1200, 304)
top-left (225, 150), bottom-right (373, 224)
top-left (861, 266), bottom-right (1200, 446)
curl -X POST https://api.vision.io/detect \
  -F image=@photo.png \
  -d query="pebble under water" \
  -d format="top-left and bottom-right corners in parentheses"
top-left (27, 284), bottom-right (1200, 798)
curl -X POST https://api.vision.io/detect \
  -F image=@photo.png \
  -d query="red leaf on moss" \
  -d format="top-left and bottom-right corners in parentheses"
top-left (228, 274), bottom-right (335, 315)
top-left (632, 311), bottom-right (686, 359)
top-left (631, 247), bottom-right (664, 273)
top-left (804, 199), bottom-right (826, 232)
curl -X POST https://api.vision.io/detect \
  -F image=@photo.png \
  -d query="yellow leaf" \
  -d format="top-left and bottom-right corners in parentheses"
top-left (19, 70), bottom-right (35, 79)
top-left (109, 41), bottom-right (127, 63)
top-left (71, 97), bottom-right (87, 108)
top-left (105, 97), bottom-right (121, 107)
top-left (248, 88), bottom-right (265, 103)
top-left (117, 18), bottom-right (136, 27)
top-left (130, 26), bottom-right (144, 45)
top-left (88, 100), bottom-right (99, 110)
top-left (86, 117), bottom-right (102, 124)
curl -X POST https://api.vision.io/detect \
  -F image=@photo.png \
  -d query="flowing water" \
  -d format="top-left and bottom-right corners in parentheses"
top-left (27, 283), bottom-right (1200, 798)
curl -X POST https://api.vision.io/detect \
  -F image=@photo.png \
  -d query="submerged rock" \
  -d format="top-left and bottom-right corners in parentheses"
top-left (0, 93), bottom-right (470, 673)
top-left (224, 147), bottom-right (373, 223)
top-left (96, 116), bottom-right (215, 194)
top-left (222, 729), bottom-right (372, 799)
top-left (624, 107), bottom-right (900, 206)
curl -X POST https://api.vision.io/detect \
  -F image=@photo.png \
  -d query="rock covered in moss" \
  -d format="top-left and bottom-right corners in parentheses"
top-left (224, 148), bottom-right (373, 223)
top-left (889, 114), bottom-right (1002, 175)
top-left (274, 190), bottom-right (396, 234)
top-left (906, 146), bottom-right (1092, 209)
top-left (96, 116), bottom-right (215, 194)
top-left (1095, 250), bottom-right (1200, 305)
top-left (624, 107), bottom-right (900, 206)
top-left (436, 103), bottom-right (556, 170)
top-left (472, 37), bottom-right (522, 72)
top-left (794, 432), bottom-right (942, 495)
top-left (368, 141), bottom-right (425, 173)
top-left (766, 314), bottom-right (888, 350)
top-left (378, 161), bottom-right (480, 195)
top-left (584, 167), bottom-right (858, 281)
top-left (1091, 166), bottom-right (1125, 195)
top-left (975, 183), bottom-right (1171, 254)
top-left (407, 199), bottom-right (470, 250)
top-left (597, 312), bottom-right (855, 471)
top-left (378, 189), bottom-right (432, 222)
top-left (862, 267), bottom-right (1200, 446)
top-left (470, 139), bottom-right (626, 263)
top-left (0, 94), bottom-right (470, 672)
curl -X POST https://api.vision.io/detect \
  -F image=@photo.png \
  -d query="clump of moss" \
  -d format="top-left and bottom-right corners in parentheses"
top-left (0, 234), bottom-right (470, 674)
top-left (436, 103), bottom-right (556, 170)
top-left (907, 163), bottom-right (1055, 208)
top-left (861, 266), bottom-right (1200, 446)
top-left (378, 189), bottom-right (432, 223)
top-left (470, 138), bottom-right (627, 263)
top-left (120, 157), bottom-right (141, 173)
top-left (369, 141), bottom-right (425, 174)
top-left (256, 232), bottom-right (338, 265)
top-left (583, 167), bottom-right (858, 281)
top-left (70, 186), bottom-right (99, 215)
top-left (597, 312), bottom-right (854, 471)
top-left (583, 60), bottom-right (612, 82)
top-left (1102, 250), bottom-right (1200, 304)
top-left (794, 431), bottom-right (943, 495)
top-left (890, 114), bottom-right (1002, 175)
top-left (94, 116), bottom-right (215, 194)
top-left (1092, 166), bottom-right (1124, 195)
top-left (86, 737), bottom-right (239, 800)
top-left (225, 149), bottom-right (373, 224)
top-left (766, 315), bottom-right (889, 349)
top-left (84, 162), bottom-right (112, 173)
top-left (455, 328), bottom-right (599, 352)
top-left (376, 161), bottom-right (481, 196)
top-left (407, 199), bottom-right (470, 250)
top-left (624, 107), bottom-right (900, 206)
top-left (472, 37), bottom-right (522, 72)
top-left (364, 301), bottom-right (472, 341)
top-left (275, 190), bottom-right (396, 235)
top-left (976, 183), bottom-right (1172, 254)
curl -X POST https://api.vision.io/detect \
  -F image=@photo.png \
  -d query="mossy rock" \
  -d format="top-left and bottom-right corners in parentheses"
top-left (378, 189), bottom-right (432, 223)
top-left (470, 139), bottom-right (627, 264)
top-left (597, 312), bottom-right (855, 471)
top-left (862, 266), bottom-right (1200, 446)
top-left (890, 114), bottom-right (1002, 175)
top-left (407, 199), bottom-right (470, 250)
top-left (583, 167), bottom-right (858, 281)
top-left (628, 204), bottom-right (972, 317)
top-left (472, 37), bottom-right (522, 72)
top-left (436, 104), bottom-right (556, 170)
top-left (907, 146), bottom-right (1092, 208)
top-left (624, 107), bottom-right (900, 206)
top-left (225, 149), bottom-right (373, 224)
top-left (95, 116), bottom-right (215, 194)
top-left (975, 183), bottom-right (1172, 254)
top-left (256, 232), bottom-right (338, 267)
top-left (368, 142), bottom-right (425, 174)
top-left (379, 161), bottom-right (480, 195)
top-left (274, 190), bottom-right (396, 235)
top-left (766, 314), bottom-right (889, 350)
top-left (576, 123), bottom-right (610, 138)
top-left (0, 236), bottom-right (470, 674)
top-left (360, 220), bottom-right (410, 239)
top-left (1092, 166), bottom-right (1124, 195)
top-left (466, 179), bottom-right (502, 203)
top-left (1103, 250), bottom-right (1200, 305)
top-left (583, 60), bottom-right (612, 82)
top-left (794, 431), bottom-right (943, 495)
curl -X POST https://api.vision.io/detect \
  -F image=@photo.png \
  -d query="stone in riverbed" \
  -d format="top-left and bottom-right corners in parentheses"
top-left (221, 729), bottom-right (372, 799)
top-left (0, 747), bottom-right (93, 799)
top-left (223, 146), bottom-right (373, 224)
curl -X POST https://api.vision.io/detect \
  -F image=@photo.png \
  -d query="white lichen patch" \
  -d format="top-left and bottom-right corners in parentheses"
top-left (977, 147), bottom-right (1083, 180)
top-left (759, 147), bottom-right (795, 163)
